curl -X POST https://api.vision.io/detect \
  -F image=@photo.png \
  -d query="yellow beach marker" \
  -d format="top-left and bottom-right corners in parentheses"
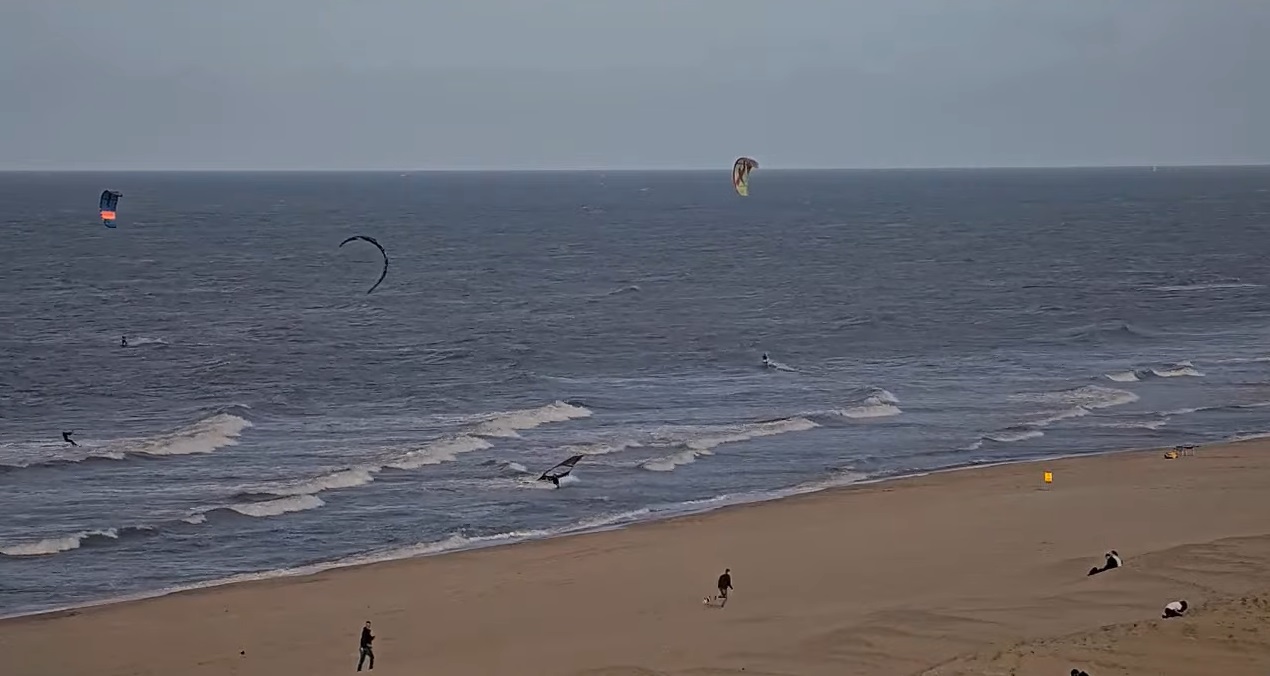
top-left (1043, 471), bottom-right (1053, 484)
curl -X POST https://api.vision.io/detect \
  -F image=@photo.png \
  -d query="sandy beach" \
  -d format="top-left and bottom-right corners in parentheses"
top-left (5, 441), bottom-right (1270, 676)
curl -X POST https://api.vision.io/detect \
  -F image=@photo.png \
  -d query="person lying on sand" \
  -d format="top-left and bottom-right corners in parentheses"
top-left (1162, 600), bottom-right (1188, 618)
top-left (1070, 669), bottom-right (1090, 676)
top-left (1087, 550), bottom-right (1122, 576)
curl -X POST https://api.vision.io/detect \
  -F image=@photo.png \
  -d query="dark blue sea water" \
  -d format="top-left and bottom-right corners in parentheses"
top-left (4, 168), bottom-right (1270, 617)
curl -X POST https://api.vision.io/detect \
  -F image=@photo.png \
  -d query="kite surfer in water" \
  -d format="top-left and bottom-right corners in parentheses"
top-left (62, 431), bottom-right (77, 447)
top-left (120, 336), bottom-right (128, 348)
top-left (761, 352), bottom-right (771, 368)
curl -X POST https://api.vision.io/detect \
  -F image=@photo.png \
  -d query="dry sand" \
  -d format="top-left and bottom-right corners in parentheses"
top-left (4, 441), bottom-right (1270, 676)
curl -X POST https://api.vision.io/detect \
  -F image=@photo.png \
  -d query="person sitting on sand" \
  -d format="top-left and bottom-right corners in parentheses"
top-left (357, 621), bottom-right (375, 671)
top-left (1088, 550), bottom-right (1122, 576)
top-left (1071, 669), bottom-right (1090, 676)
top-left (716, 568), bottom-right (733, 607)
top-left (1162, 600), bottom-right (1188, 618)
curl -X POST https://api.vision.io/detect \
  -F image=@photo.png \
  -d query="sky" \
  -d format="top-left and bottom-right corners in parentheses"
top-left (2, 0), bottom-right (1268, 170)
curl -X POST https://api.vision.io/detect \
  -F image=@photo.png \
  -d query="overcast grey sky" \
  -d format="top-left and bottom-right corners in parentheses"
top-left (2, 1), bottom-right (1268, 170)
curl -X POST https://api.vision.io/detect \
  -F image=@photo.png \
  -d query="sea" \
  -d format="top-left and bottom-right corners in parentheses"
top-left (3, 167), bottom-right (1270, 618)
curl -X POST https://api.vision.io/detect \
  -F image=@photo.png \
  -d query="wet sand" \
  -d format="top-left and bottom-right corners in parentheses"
top-left (4, 440), bottom-right (1270, 675)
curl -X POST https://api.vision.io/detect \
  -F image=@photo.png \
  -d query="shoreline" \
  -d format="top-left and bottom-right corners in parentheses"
top-left (0, 436), bottom-right (1214, 624)
top-left (6, 434), bottom-right (1270, 675)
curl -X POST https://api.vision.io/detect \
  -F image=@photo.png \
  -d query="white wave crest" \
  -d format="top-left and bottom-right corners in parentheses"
top-left (470, 401), bottom-right (593, 438)
top-left (129, 414), bottom-right (253, 456)
top-left (641, 417), bottom-right (820, 471)
top-left (1150, 361), bottom-right (1204, 378)
top-left (263, 467), bottom-right (378, 497)
top-left (985, 429), bottom-right (1045, 443)
top-left (562, 439), bottom-right (643, 456)
top-left (1012, 385), bottom-right (1140, 411)
top-left (387, 435), bottom-right (494, 470)
top-left (227, 495), bottom-right (325, 518)
top-left (1105, 370), bottom-right (1140, 382)
top-left (1150, 282), bottom-right (1262, 292)
top-left (837, 389), bottom-right (903, 419)
top-left (0, 529), bottom-right (118, 557)
top-left (1100, 419), bottom-right (1167, 431)
top-left (1028, 406), bottom-right (1091, 427)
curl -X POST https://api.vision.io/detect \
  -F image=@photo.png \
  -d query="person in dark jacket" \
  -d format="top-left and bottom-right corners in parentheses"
top-left (357, 621), bottom-right (375, 671)
top-left (716, 569), bottom-right (733, 607)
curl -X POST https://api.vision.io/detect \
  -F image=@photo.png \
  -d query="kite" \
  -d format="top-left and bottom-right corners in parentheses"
top-left (339, 235), bottom-right (388, 294)
top-left (538, 454), bottom-right (583, 488)
top-left (99, 190), bottom-right (122, 228)
top-left (731, 157), bottom-right (758, 197)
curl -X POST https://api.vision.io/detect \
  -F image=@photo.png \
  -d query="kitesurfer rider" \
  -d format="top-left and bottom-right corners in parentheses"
top-left (357, 621), bottom-right (375, 671)
top-left (62, 431), bottom-right (78, 447)
top-left (121, 336), bottom-right (128, 348)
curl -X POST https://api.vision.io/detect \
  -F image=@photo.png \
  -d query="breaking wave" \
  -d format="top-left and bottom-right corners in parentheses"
top-left (0, 413), bottom-right (253, 472)
top-left (0, 527), bottom-right (152, 558)
top-left (1059, 321), bottom-right (1159, 343)
top-left (641, 417), bottom-right (820, 471)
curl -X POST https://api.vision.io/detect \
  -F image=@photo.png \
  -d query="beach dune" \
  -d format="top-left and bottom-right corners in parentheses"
top-left (4, 441), bottom-right (1270, 675)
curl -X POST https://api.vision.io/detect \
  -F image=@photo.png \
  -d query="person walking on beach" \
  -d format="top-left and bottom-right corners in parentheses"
top-left (357, 621), bottom-right (375, 671)
top-left (716, 568), bottom-right (733, 608)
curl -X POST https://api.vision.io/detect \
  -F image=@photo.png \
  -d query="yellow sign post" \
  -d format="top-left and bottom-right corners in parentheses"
top-left (1043, 471), bottom-right (1053, 484)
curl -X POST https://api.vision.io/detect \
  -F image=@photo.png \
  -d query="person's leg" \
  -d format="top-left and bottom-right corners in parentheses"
top-left (358, 649), bottom-right (367, 671)
top-left (368, 647), bottom-right (374, 669)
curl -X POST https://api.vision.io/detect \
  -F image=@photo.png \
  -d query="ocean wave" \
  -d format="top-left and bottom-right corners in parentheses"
top-left (1099, 419), bottom-right (1168, 431)
top-left (1105, 370), bottom-right (1140, 382)
top-left (123, 336), bottom-right (168, 348)
top-left (837, 388), bottom-right (903, 419)
top-left (1149, 282), bottom-right (1262, 292)
top-left (641, 417), bottom-right (820, 471)
top-left (1011, 385), bottom-right (1140, 411)
top-left (220, 495), bottom-right (326, 518)
top-left (385, 435), bottom-right (494, 470)
top-left (0, 526), bottom-right (153, 558)
top-left (561, 438), bottom-right (644, 456)
top-left (469, 401), bottom-right (593, 439)
top-left (1059, 321), bottom-right (1159, 343)
top-left (0, 413), bottom-right (252, 472)
top-left (984, 429), bottom-right (1045, 444)
top-left (243, 466), bottom-right (379, 499)
top-left (1149, 361), bottom-right (1204, 378)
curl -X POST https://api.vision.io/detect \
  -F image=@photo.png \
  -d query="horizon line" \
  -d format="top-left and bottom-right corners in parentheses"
top-left (2, 162), bottom-right (1269, 173)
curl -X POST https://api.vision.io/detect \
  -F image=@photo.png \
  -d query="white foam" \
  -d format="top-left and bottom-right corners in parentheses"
top-left (262, 467), bottom-right (378, 497)
top-left (838, 389), bottom-right (903, 419)
top-left (227, 495), bottom-right (325, 518)
top-left (1105, 370), bottom-right (1140, 382)
top-left (470, 401), bottom-right (593, 439)
top-left (641, 417), bottom-right (820, 471)
top-left (129, 414), bottom-right (253, 456)
top-left (0, 529), bottom-right (118, 557)
top-left (1151, 283), bottom-right (1262, 292)
top-left (985, 429), bottom-right (1045, 443)
top-left (1012, 385), bottom-right (1140, 411)
top-left (1230, 431), bottom-right (1270, 442)
top-left (386, 435), bottom-right (493, 470)
top-left (840, 403), bottom-right (903, 419)
top-left (1028, 406), bottom-right (1091, 427)
top-left (1150, 361), bottom-right (1204, 378)
top-left (562, 439), bottom-right (643, 456)
top-left (1101, 419), bottom-right (1168, 431)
